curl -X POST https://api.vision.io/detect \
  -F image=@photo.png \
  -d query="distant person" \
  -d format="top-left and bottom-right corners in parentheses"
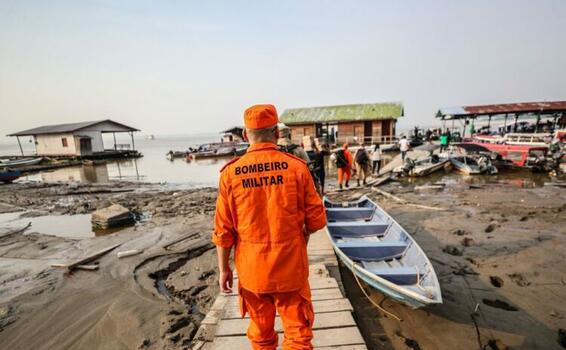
top-left (310, 143), bottom-right (329, 194)
top-left (425, 129), bottom-right (432, 143)
top-left (277, 124), bottom-right (310, 162)
top-left (446, 129), bottom-right (452, 146)
top-left (334, 143), bottom-right (353, 190)
top-left (354, 144), bottom-right (371, 186)
top-left (439, 131), bottom-right (448, 152)
top-left (414, 126), bottom-right (419, 140)
top-left (371, 143), bottom-right (382, 175)
top-left (399, 136), bottom-right (410, 161)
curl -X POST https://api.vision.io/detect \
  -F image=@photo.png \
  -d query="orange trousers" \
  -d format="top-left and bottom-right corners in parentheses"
top-left (239, 283), bottom-right (314, 350)
top-left (337, 167), bottom-right (351, 185)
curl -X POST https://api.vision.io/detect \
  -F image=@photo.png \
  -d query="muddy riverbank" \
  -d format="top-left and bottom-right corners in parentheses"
top-left (1, 173), bottom-right (564, 350)
top-left (329, 178), bottom-right (566, 350)
top-left (0, 181), bottom-right (219, 350)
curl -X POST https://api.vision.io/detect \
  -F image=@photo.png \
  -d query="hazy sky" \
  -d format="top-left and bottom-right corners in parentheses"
top-left (1, 0), bottom-right (565, 140)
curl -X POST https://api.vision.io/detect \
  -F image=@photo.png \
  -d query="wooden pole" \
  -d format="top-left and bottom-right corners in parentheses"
top-left (535, 112), bottom-right (541, 133)
top-left (113, 132), bottom-right (117, 151)
top-left (16, 136), bottom-right (24, 156)
top-left (503, 113), bottom-right (508, 134)
top-left (514, 114), bottom-right (519, 132)
top-left (130, 131), bottom-right (135, 151)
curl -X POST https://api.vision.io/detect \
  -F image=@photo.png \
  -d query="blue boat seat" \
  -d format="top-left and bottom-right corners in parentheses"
top-left (366, 266), bottom-right (421, 285)
top-left (326, 208), bottom-right (375, 222)
top-left (328, 222), bottom-right (389, 238)
top-left (336, 241), bottom-right (408, 261)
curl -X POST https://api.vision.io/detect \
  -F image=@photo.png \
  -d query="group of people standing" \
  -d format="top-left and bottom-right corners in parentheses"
top-left (332, 143), bottom-right (382, 190)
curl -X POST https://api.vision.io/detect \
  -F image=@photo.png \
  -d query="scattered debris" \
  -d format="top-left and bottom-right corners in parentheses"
top-left (91, 204), bottom-right (134, 229)
top-left (51, 243), bottom-right (122, 271)
top-left (117, 249), bottom-right (143, 258)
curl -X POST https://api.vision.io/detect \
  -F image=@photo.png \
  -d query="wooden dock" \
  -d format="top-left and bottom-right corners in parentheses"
top-left (193, 229), bottom-right (367, 349)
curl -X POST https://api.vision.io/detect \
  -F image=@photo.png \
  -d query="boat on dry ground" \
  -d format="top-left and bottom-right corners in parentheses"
top-left (324, 196), bottom-right (442, 309)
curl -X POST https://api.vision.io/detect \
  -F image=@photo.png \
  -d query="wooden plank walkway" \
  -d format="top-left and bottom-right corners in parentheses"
top-left (193, 230), bottom-right (367, 349)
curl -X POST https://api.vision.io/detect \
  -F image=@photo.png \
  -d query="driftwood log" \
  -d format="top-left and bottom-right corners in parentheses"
top-left (51, 243), bottom-right (122, 271)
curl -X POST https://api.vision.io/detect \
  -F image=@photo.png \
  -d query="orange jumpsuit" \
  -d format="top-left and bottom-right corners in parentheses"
top-left (213, 142), bottom-right (327, 350)
top-left (337, 145), bottom-right (353, 186)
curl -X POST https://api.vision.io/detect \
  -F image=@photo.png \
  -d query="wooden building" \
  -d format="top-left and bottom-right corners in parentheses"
top-left (8, 119), bottom-right (139, 157)
top-left (279, 102), bottom-right (404, 145)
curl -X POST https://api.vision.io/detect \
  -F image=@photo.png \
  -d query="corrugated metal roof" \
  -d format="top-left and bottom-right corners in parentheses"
top-left (436, 101), bottom-right (566, 119)
top-left (8, 119), bottom-right (139, 136)
top-left (280, 102), bottom-right (404, 125)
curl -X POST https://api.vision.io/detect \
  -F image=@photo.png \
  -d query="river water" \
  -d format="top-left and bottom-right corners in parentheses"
top-left (0, 134), bottom-right (561, 188)
top-left (0, 134), bottom-right (229, 187)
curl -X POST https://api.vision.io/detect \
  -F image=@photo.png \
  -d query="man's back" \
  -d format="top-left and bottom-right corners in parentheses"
top-left (215, 142), bottom-right (325, 293)
top-left (213, 105), bottom-right (327, 349)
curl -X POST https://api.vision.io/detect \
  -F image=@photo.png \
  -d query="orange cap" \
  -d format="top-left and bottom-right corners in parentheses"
top-left (244, 104), bottom-right (279, 129)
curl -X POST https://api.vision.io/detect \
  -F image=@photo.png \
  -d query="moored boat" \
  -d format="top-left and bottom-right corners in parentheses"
top-left (0, 157), bottom-right (43, 168)
top-left (324, 196), bottom-right (442, 309)
top-left (458, 142), bottom-right (556, 171)
top-left (0, 169), bottom-right (21, 183)
top-left (449, 154), bottom-right (497, 175)
top-left (394, 155), bottom-right (449, 177)
top-left (166, 150), bottom-right (189, 160)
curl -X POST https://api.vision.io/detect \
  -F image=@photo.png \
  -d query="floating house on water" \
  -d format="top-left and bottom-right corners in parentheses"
top-left (279, 102), bottom-right (404, 145)
top-left (8, 119), bottom-right (140, 158)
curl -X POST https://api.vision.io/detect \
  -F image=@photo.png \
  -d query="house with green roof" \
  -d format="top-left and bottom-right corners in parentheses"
top-left (279, 102), bottom-right (404, 145)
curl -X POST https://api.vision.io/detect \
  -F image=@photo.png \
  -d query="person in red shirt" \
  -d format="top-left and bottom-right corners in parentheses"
top-left (213, 104), bottom-right (327, 349)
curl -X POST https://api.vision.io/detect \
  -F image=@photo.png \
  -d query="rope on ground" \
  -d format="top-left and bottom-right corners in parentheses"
top-left (371, 187), bottom-right (447, 211)
top-left (352, 267), bottom-right (402, 322)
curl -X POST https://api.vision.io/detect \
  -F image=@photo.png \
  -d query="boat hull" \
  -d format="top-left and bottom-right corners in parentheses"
top-left (0, 170), bottom-right (21, 183)
top-left (324, 196), bottom-right (442, 309)
top-left (410, 159), bottom-right (449, 177)
top-left (329, 237), bottom-right (434, 309)
top-left (0, 158), bottom-right (43, 168)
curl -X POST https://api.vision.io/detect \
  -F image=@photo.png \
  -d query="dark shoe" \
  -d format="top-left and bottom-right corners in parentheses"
top-left (363, 180), bottom-right (367, 185)
top-left (339, 184), bottom-right (343, 190)
top-left (345, 181), bottom-right (349, 188)
top-left (357, 180), bottom-right (360, 186)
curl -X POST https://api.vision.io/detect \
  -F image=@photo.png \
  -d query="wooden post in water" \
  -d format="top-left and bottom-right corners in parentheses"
top-left (16, 136), bottom-right (24, 156)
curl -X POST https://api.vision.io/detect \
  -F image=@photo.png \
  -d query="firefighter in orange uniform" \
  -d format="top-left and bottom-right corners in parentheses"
top-left (213, 104), bottom-right (327, 350)
top-left (337, 143), bottom-right (353, 189)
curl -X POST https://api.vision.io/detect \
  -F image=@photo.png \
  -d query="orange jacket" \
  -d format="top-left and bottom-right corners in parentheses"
top-left (213, 142), bottom-right (327, 293)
